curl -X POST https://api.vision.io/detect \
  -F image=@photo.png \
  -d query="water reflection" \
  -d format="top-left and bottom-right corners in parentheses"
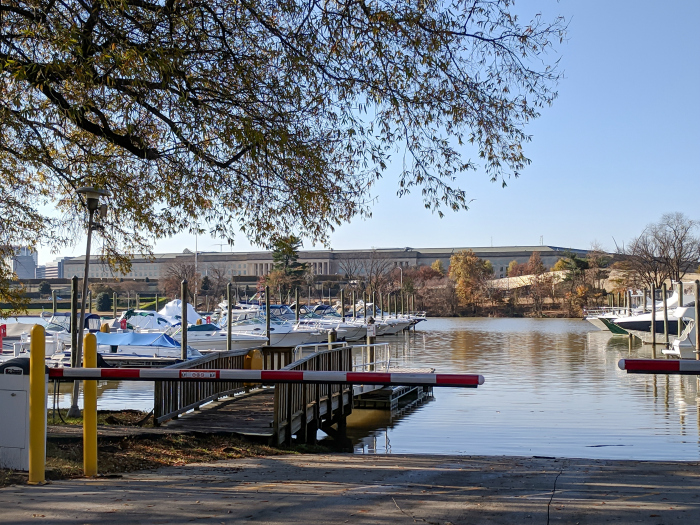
top-left (51, 380), bottom-right (154, 413)
top-left (350, 318), bottom-right (699, 460)
top-left (53, 318), bottom-right (700, 460)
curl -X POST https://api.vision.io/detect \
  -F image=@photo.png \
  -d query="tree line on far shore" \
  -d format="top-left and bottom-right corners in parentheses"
top-left (8, 213), bottom-right (700, 318)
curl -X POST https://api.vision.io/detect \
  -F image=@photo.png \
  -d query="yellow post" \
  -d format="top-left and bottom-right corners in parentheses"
top-left (100, 322), bottom-right (110, 333)
top-left (246, 348), bottom-right (263, 370)
top-left (83, 333), bottom-right (98, 477)
top-left (244, 349), bottom-right (263, 388)
top-left (28, 325), bottom-right (46, 484)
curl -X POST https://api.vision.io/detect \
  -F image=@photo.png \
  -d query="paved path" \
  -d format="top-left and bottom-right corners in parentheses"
top-left (1, 454), bottom-right (698, 524)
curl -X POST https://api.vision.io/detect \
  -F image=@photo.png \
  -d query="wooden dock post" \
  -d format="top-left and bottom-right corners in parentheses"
top-left (265, 286), bottom-right (271, 346)
top-left (662, 283), bottom-right (669, 348)
top-left (113, 292), bottom-right (117, 319)
top-left (88, 290), bottom-right (92, 313)
top-left (226, 282), bottom-right (232, 352)
top-left (627, 290), bottom-right (632, 316)
top-left (379, 292), bottom-right (384, 320)
top-left (678, 281), bottom-right (684, 339)
top-left (340, 289), bottom-right (344, 322)
top-left (328, 327), bottom-right (336, 351)
top-left (155, 293), bottom-right (159, 311)
top-left (52, 290), bottom-right (57, 315)
top-left (352, 291), bottom-right (356, 320)
top-left (363, 292), bottom-right (367, 322)
top-left (181, 280), bottom-right (188, 360)
top-left (412, 293), bottom-right (416, 330)
top-left (643, 288), bottom-right (647, 312)
top-left (651, 285), bottom-right (657, 358)
top-left (695, 280), bottom-right (699, 360)
top-left (295, 288), bottom-right (300, 321)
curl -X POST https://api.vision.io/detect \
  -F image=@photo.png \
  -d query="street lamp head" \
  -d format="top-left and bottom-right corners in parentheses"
top-left (77, 187), bottom-right (110, 212)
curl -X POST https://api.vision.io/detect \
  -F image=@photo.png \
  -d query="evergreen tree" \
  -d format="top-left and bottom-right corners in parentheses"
top-left (271, 235), bottom-right (307, 280)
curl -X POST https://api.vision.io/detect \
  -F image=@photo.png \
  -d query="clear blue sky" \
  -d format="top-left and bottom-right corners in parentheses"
top-left (38, 0), bottom-right (700, 264)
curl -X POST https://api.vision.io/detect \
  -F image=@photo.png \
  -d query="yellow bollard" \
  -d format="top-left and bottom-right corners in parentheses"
top-left (100, 322), bottom-right (110, 333)
top-left (83, 333), bottom-right (98, 477)
top-left (244, 349), bottom-right (263, 388)
top-left (28, 325), bottom-right (46, 484)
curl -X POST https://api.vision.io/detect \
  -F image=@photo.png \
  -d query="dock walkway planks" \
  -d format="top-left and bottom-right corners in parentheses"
top-left (162, 388), bottom-right (275, 438)
top-left (47, 388), bottom-right (276, 442)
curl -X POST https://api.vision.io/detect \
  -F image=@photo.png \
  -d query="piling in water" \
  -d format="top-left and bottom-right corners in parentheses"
top-left (181, 280), bottom-right (188, 360)
top-left (662, 283), bottom-right (668, 347)
top-left (651, 284), bottom-right (657, 358)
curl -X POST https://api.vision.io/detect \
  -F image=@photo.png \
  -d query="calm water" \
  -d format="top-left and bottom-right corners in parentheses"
top-left (52, 318), bottom-right (700, 460)
top-left (350, 318), bottom-right (700, 460)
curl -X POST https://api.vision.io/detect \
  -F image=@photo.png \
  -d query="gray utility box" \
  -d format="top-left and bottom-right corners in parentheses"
top-left (0, 358), bottom-right (47, 471)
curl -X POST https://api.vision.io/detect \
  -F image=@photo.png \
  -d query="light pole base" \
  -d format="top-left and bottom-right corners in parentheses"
top-left (66, 382), bottom-right (82, 418)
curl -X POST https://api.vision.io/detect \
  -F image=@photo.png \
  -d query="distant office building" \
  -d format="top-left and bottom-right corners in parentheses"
top-left (63, 246), bottom-right (587, 280)
top-left (3, 246), bottom-right (38, 279)
top-left (35, 266), bottom-right (46, 279)
top-left (44, 257), bottom-right (68, 279)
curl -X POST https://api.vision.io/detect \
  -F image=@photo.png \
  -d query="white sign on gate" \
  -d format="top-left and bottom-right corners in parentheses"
top-left (366, 324), bottom-right (377, 337)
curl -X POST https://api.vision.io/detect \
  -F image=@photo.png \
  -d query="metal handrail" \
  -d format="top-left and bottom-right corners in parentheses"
top-left (154, 348), bottom-right (256, 425)
top-left (350, 343), bottom-right (391, 373)
top-left (292, 341), bottom-right (348, 361)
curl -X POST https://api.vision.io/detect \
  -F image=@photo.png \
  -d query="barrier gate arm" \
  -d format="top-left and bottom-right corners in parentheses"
top-left (48, 368), bottom-right (485, 388)
top-left (618, 359), bottom-right (700, 375)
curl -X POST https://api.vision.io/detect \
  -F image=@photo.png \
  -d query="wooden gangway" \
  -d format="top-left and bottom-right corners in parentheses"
top-left (155, 344), bottom-right (359, 446)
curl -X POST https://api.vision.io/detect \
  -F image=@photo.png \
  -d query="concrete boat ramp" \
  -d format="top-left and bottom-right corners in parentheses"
top-left (1, 454), bottom-right (698, 524)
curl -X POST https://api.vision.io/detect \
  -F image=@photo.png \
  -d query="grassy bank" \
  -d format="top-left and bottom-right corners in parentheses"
top-left (0, 410), bottom-right (287, 488)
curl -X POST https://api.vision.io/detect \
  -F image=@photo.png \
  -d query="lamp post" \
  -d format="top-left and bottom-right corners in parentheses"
top-left (67, 186), bottom-right (109, 418)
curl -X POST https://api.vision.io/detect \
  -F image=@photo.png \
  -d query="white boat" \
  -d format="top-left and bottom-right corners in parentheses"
top-left (41, 331), bottom-right (201, 368)
top-left (285, 304), bottom-right (368, 341)
top-left (227, 316), bottom-right (325, 347)
top-left (118, 309), bottom-right (176, 330)
top-left (662, 304), bottom-right (698, 359)
top-left (584, 290), bottom-right (678, 332)
top-left (158, 299), bottom-right (202, 324)
top-left (169, 323), bottom-right (268, 351)
top-left (607, 285), bottom-right (696, 343)
top-left (4, 312), bottom-right (104, 358)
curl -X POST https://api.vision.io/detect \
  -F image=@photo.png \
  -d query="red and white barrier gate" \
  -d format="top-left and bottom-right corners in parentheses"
top-left (618, 359), bottom-right (700, 375)
top-left (48, 368), bottom-right (485, 387)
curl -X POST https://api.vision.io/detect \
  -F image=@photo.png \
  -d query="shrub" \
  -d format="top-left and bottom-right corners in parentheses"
top-left (96, 292), bottom-right (112, 311)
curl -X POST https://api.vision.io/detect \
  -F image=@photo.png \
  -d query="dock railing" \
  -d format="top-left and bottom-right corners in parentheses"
top-left (274, 345), bottom-right (353, 445)
top-left (260, 346), bottom-right (296, 370)
top-left (154, 348), bottom-right (254, 425)
top-left (292, 341), bottom-right (349, 362)
top-left (351, 343), bottom-right (391, 372)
